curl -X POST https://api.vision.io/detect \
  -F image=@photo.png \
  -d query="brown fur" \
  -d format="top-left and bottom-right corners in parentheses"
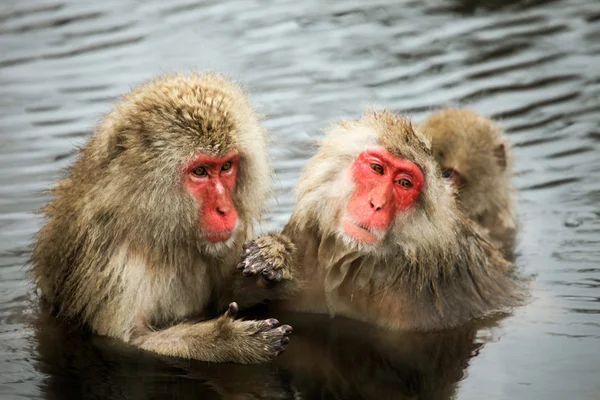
top-left (242, 110), bottom-right (527, 331)
top-left (30, 72), bottom-right (291, 363)
top-left (419, 108), bottom-right (517, 254)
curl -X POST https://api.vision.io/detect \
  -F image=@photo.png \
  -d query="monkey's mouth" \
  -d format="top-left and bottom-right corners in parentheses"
top-left (342, 220), bottom-right (382, 245)
top-left (204, 230), bottom-right (234, 243)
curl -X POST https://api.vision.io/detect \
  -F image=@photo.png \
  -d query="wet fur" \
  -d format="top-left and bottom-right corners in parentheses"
top-left (247, 110), bottom-right (527, 331)
top-left (30, 72), bottom-right (290, 363)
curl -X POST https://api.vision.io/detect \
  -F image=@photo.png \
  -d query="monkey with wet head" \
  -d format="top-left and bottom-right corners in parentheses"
top-left (239, 110), bottom-right (527, 331)
top-left (31, 72), bottom-right (291, 363)
top-left (419, 108), bottom-right (517, 255)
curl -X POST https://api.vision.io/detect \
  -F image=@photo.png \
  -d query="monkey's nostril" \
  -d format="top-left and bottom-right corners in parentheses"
top-left (369, 200), bottom-right (382, 211)
top-left (216, 205), bottom-right (230, 215)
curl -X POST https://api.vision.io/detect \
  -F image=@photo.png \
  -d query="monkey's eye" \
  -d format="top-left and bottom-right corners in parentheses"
top-left (441, 168), bottom-right (456, 179)
top-left (191, 166), bottom-right (208, 176)
top-left (396, 179), bottom-right (413, 189)
top-left (370, 163), bottom-right (384, 175)
top-left (221, 161), bottom-right (232, 171)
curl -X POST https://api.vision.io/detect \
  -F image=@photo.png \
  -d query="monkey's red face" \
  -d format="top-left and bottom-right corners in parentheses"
top-left (343, 147), bottom-right (423, 245)
top-left (184, 151), bottom-right (239, 243)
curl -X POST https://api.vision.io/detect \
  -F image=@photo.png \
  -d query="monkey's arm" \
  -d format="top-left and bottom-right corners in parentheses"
top-left (234, 232), bottom-right (301, 308)
top-left (130, 302), bottom-right (291, 364)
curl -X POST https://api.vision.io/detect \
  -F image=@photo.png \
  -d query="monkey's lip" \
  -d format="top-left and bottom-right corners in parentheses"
top-left (343, 221), bottom-right (381, 245)
top-left (204, 230), bottom-right (234, 242)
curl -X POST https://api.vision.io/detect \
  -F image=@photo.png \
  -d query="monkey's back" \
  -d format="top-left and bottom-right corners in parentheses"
top-left (31, 138), bottom-right (126, 326)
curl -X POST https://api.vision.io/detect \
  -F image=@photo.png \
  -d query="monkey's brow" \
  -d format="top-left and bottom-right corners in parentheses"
top-left (185, 151), bottom-right (239, 169)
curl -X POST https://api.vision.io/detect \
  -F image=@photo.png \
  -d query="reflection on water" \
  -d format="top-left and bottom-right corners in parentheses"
top-left (1, 0), bottom-right (600, 399)
top-left (34, 307), bottom-right (495, 400)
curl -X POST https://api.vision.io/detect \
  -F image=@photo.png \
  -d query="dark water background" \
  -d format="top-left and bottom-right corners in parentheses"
top-left (1, 0), bottom-right (599, 399)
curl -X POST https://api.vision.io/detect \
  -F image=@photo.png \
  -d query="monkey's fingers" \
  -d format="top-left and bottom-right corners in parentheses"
top-left (279, 324), bottom-right (293, 335)
top-left (240, 240), bottom-right (260, 257)
top-left (261, 269), bottom-right (283, 282)
top-left (241, 263), bottom-right (260, 276)
top-left (237, 241), bottom-right (263, 271)
top-left (258, 323), bottom-right (292, 358)
top-left (269, 325), bottom-right (293, 357)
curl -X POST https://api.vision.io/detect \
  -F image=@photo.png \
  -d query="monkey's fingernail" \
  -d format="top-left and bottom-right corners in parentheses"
top-left (281, 325), bottom-right (293, 334)
top-left (266, 318), bottom-right (279, 327)
top-left (242, 269), bottom-right (254, 276)
top-left (228, 302), bottom-right (239, 316)
top-left (261, 270), bottom-right (273, 278)
top-left (281, 337), bottom-right (290, 345)
top-left (236, 262), bottom-right (245, 270)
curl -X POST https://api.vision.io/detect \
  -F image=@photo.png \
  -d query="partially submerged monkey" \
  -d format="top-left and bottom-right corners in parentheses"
top-left (240, 110), bottom-right (527, 332)
top-left (31, 72), bottom-right (291, 363)
top-left (419, 108), bottom-right (517, 253)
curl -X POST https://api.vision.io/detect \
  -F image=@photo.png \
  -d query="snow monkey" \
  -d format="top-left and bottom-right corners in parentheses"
top-left (31, 72), bottom-right (292, 363)
top-left (238, 110), bottom-right (527, 332)
top-left (419, 108), bottom-right (518, 253)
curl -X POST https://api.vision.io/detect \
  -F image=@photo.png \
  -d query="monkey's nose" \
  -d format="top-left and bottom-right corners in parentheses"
top-left (215, 193), bottom-right (232, 215)
top-left (369, 199), bottom-right (384, 211)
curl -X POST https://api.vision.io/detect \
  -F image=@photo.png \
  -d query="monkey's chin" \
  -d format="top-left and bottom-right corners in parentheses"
top-left (201, 232), bottom-right (238, 256)
top-left (342, 221), bottom-right (381, 245)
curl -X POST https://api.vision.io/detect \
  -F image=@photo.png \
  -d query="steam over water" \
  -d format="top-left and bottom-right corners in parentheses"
top-left (1, 0), bottom-right (599, 399)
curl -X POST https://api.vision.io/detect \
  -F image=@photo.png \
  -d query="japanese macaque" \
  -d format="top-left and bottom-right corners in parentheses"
top-left (30, 72), bottom-right (291, 364)
top-left (418, 108), bottom-right (517, 253)
top-left (239, 110), bottom-right (527, 332)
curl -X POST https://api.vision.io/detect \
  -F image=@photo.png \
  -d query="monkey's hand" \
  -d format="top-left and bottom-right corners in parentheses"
top-left (133, 302), bottom-right (292, 363)
top-left (221, 302), bottom-right (292, 362)
top-left (237, 233), bottom-right (295, 288)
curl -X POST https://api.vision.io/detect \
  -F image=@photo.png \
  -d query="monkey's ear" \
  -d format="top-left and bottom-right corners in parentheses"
top-left (493, 143), bottom-right (507, 170)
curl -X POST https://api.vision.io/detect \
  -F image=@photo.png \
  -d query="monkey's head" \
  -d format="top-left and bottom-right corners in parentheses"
top-left (84, 72), bottom-right (270, 254)
top-left (295, 110), bottom-right (459, 256)
top-left (419, 108), bottom-right (511, 217)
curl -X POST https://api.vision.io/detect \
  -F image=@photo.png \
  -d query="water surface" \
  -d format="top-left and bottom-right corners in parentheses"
top-left (1, 0), bottom-right (599, 399)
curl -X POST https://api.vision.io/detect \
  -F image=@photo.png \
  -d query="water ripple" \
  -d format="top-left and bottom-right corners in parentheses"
top-left (0, 0), bottom-right (599, 399)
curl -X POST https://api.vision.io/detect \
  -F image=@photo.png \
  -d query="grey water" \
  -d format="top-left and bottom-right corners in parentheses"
top-left (1, 0), bottom-right (599, 399)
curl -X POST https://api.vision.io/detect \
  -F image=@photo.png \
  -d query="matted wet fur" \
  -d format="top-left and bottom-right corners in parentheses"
top-left (30, 72), bottom-right (291, 363)
top-left (419, 108), bottom-right (518, 255)
top-left (240, 110), bottom-right (528, 331)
